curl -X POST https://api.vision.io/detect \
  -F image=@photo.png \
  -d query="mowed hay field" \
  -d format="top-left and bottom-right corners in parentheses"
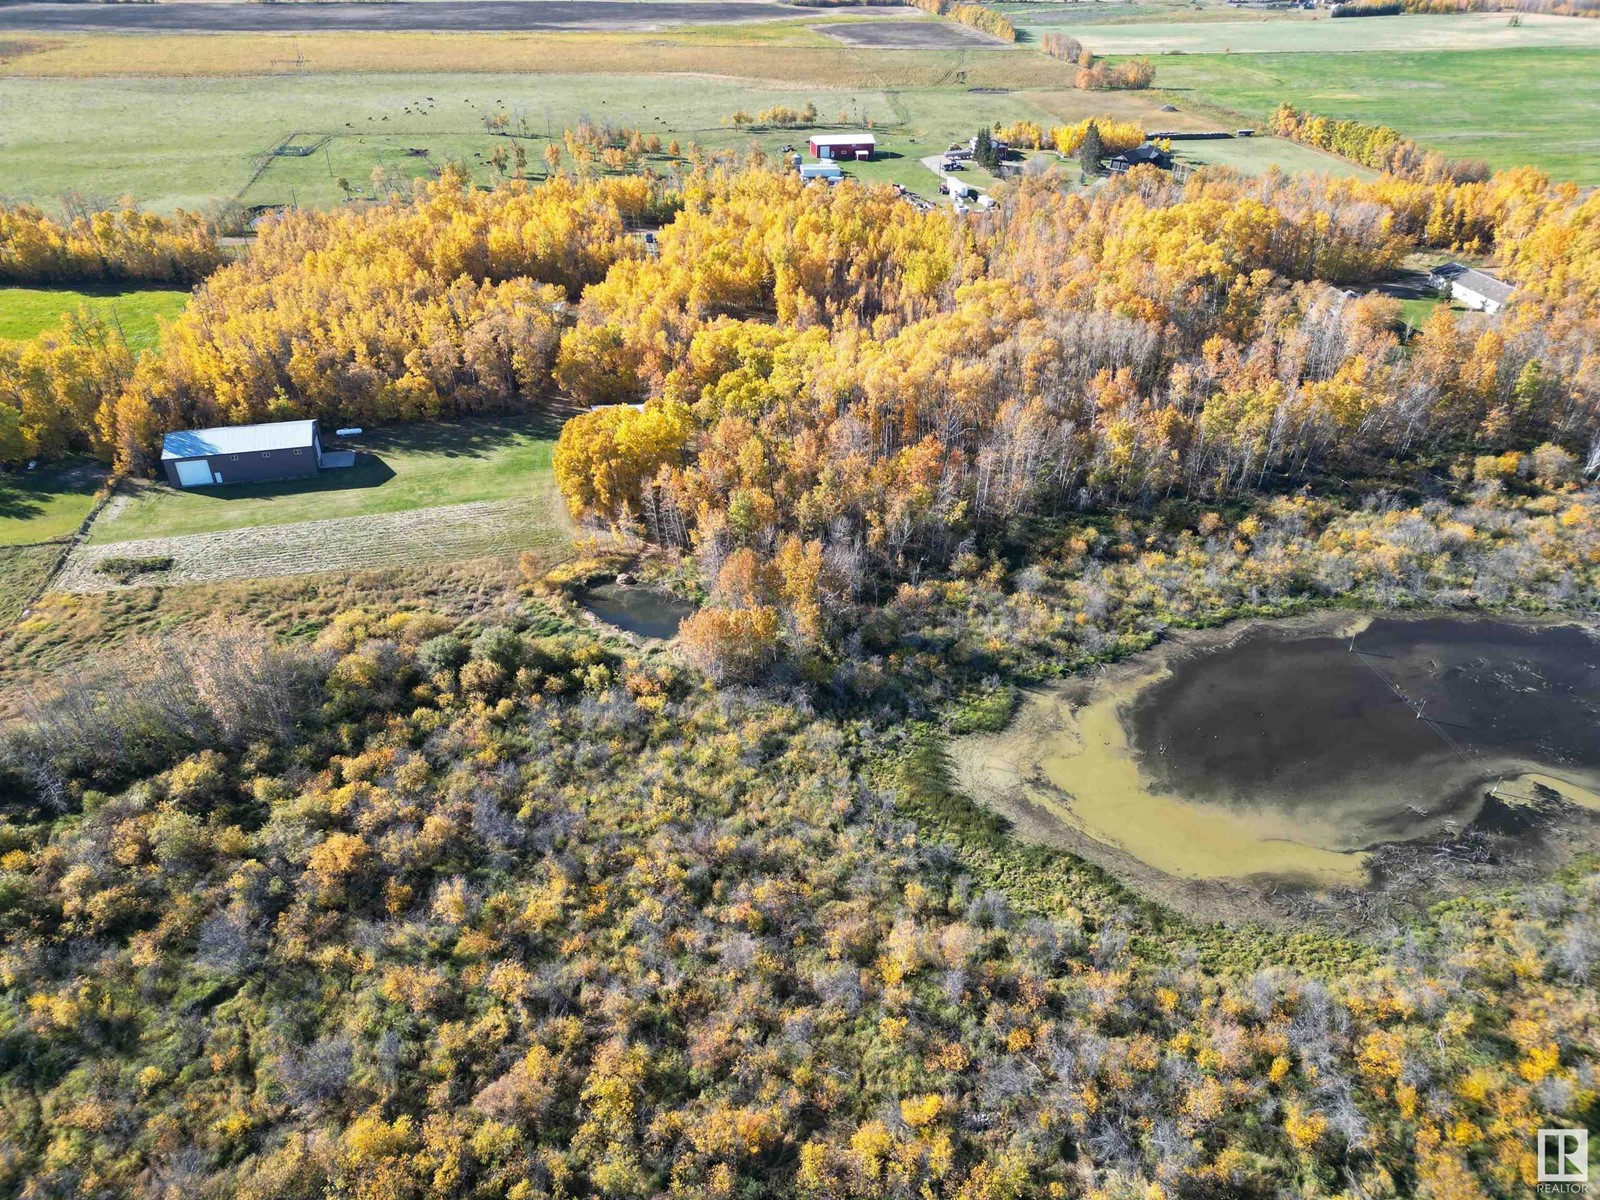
top-left (57, 495), bottom-right (565, 591)
top-left (1151, 48), bottom-right (1600, 183)
top-left (1176, 135), bottom-right (1376, 179)
top-left (0, 286), bottom-right (189, 350)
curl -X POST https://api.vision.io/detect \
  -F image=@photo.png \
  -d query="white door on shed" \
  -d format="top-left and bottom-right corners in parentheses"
top-left (174, 458), bottom-right (214, 487)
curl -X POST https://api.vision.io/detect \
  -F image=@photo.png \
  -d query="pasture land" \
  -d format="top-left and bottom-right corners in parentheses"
top-left (993, 0), bottom-right (1313, 27)
top-left (0, 286), bottom-right (189, 350)
top-left (89, 415), bottom-right (568, 544)
top-left (0, 460), bottom-right (106, 546)
top-left (1150, 48), bottom-right (1600, 183)
top-left (1017, 12), bottom-right (1600, 54)
top-left (0, 70), bottom-right (1071, 210)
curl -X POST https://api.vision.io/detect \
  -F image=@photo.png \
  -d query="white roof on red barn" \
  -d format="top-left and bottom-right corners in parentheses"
top-left (810, 133), bottom-right (877, 146)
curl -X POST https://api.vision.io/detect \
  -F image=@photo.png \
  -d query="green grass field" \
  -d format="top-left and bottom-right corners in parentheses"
top-left (0, 286), bottom-right (189, 350)
top-left (0, 543), bottom-right (60, 628)
top-left (1016, 12), bottom-right (1600, 53)
top-left (90, 414), bottom-right (566, 544)
top-left (1175, 135), bottom-right (1375, 179)
top-left (0, 460), bottom-right (106, 546)
top-left (0, 70), bottom-right (1090, 210)
top-left (1150, 48), bottom-right (1600, 182)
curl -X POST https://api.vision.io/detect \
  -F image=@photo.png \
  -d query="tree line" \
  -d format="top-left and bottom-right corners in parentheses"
top-left (1271, 104), bottom-right (1491, 183)
top-left (0, 201), bottom-right (222, 286)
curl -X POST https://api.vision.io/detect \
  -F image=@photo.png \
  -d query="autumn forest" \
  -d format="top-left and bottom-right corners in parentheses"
top-left (2, 104), bottom-right (1599, 1200)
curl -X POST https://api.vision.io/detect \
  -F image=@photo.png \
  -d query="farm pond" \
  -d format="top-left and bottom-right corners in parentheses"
top-left (579, 582), bottom-right (694, 640)
top-left (953, 613), bottom-right (1600, 890)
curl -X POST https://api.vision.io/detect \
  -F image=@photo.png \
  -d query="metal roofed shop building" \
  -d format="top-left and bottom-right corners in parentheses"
top-left (1430, 262), bottom-right (1515, 314)
top-left (799, 162), bottom-right (845, 183)
top-left (161, 419), bottom-right (325, 488)
top-left (808, 133), bottom-right (876, 161)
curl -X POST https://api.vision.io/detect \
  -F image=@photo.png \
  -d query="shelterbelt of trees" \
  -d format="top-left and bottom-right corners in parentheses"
top-left (1270, 107), bottom-right (1492, 185)
top-left (6, 148), bottom-right (1596, 474)
top-left (0, 202), bottom-right (221, 287)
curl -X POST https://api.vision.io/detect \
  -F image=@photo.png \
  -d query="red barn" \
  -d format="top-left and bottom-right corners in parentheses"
top-left (808, 133), bottom-right (877, 161)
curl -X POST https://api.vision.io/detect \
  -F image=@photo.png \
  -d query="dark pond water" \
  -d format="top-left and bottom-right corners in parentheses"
top-left (1126, 617), bottom-right (1600, 850)
top-left (580, 583), bottom-right (694, 640)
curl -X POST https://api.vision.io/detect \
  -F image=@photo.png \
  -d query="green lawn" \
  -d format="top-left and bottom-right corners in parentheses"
top-left (1147, 48), bottom-right (1600, 183)
top-left (1015, 12), bottom-right (1600, 54)
top-left (0, 460), bottom-right (107, 546)
top-left (90, 414), bottom-right (567, 544)
top-left (0, 286), bottom-right (189, 351)
top-left (1175, 135), bottom-right (1375, 179)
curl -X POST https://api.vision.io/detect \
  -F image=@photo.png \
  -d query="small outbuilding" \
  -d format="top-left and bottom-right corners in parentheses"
top-left (799, 162), bottom-right (845, 183)
top-left (1430, 262), bottom-right (1513, 314)
top-left (162, 419), bottom-right (324, 488)
top-left (808, 133), bottom-right (876, 161)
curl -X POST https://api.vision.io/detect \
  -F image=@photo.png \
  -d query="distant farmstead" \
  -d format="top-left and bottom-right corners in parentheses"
top-left (1431, 262), bottom-right (1514, 314)
top-left (808, 133), bottom-right (876, 161)
top-left (162, 420), bottom-right (327, 488)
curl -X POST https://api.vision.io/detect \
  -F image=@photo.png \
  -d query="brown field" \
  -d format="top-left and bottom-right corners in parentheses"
top-left (0, 29), bottom-right (1079, 88)
top-left (0, 1), bottom-right (828, 35)
top-left (818, 21), bottom-right (1009, 49)
top-left (1022, 87), bottom-right (1217, 132)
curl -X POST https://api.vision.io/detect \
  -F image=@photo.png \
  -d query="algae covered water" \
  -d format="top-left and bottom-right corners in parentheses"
top-left (953, 614), bottom-right (1600, 887)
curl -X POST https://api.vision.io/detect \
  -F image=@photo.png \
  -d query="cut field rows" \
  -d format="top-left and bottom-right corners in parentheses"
top-left (55, 495), bottom-right (571, 592)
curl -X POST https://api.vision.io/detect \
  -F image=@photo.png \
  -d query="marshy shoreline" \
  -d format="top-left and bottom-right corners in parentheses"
top-left (951, 607), bottom-right (1600, 931)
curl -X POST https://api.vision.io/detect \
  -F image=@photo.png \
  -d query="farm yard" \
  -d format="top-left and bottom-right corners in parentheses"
top-left (89, 416), bottom-right (568, 543)
top-left (0, 286), bottom-right (189, 350)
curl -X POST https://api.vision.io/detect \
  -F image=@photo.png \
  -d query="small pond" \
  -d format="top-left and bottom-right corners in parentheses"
top-left (580, 583), bottom-right (695, 640)
top-left (953, 614), bottom-right (1600, 888)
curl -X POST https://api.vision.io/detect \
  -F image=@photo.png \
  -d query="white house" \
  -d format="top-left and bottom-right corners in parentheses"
top-left (1430, 262), bottom-right (1514, 314)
